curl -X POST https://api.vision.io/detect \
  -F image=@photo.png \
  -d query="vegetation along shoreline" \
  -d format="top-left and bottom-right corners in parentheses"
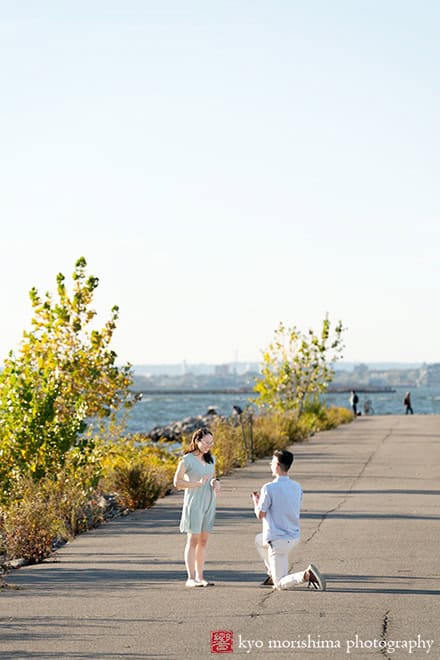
top-left (1, 259), bottom-right (350, 582)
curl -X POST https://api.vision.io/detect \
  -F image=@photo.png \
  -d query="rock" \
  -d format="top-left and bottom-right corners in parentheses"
top-left (51, 536), bottom-right (67, 550)
top-left (148, 411), bottom-right (225, 442)
top-left (6, 558), bottom-right (29, 569)
top-left (96, 495), bottom-right (109, 510)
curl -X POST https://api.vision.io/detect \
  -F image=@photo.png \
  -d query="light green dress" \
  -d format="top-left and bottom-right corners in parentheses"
top-left (179, 453), bottom-right (216, 533)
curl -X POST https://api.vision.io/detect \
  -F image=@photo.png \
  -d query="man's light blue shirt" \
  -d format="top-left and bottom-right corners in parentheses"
top-left (257, 475), bottom-right (303, 543)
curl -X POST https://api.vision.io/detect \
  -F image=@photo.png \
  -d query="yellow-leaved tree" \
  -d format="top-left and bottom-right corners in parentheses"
top-left (0, 257), bottom-right (133, 497)
top-left (254, 316), bottom-right (344, 415)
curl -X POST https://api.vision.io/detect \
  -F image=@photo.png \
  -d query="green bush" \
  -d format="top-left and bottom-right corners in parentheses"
top-left (99, 437), bottom-right (176, 509)
top-left (323, 405), bottom-right (353, 427)
top-left (105, 463), bottom-right (164, 509)
top-left (251, 413), bottom-right (291, 457)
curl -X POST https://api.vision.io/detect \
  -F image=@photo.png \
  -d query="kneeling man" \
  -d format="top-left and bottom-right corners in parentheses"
top-left (251, 449), bottom-right (326, 591)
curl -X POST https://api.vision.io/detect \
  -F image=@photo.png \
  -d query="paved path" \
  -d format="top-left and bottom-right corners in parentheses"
top-left (1, 415), bottom-right (439, 659)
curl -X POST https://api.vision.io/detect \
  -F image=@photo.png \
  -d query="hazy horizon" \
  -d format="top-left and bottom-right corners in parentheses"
top-left (131, 360), bottom-right (427, 373)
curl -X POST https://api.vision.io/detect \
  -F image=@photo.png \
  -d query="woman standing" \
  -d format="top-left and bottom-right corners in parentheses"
top-left (173, 427), bottom-right (220, 587)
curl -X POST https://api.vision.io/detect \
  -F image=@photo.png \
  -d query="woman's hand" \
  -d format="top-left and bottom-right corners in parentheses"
top-left (210, 478), bottom-right (221, 496)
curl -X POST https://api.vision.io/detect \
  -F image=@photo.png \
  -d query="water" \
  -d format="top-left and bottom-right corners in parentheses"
top-left (123, 386), bottom-right (440, 435)
top-left (123, 392), bottom-right (254, 434)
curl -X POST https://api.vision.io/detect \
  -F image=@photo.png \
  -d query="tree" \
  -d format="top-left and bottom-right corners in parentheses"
top-left (0, 257), bottom-right (133, 493)
top-left (254, 316), bottom-right (344, 414)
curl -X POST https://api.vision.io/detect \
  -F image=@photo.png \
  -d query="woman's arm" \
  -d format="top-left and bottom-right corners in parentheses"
top-left (173, 459), bottom-right (209, 490)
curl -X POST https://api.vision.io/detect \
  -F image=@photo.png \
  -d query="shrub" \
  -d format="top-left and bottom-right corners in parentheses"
top-left (100, 437), bottom-right (176, 509)
top-left (207, 416), bottom-right (247, 477)
top-left (49, 451), bottom-right (104, 536)
top-left (323, 406), bottom-right (353, 427)
top-left (0, 478), bottom-right (65, 563)
top-left (0, 449), bottom-right (104, 562)
top-left (106, 463), bottom-right (163, 509)
top-left (251, 412), bottom-right (291, 457)
top-left (291, 400), bottom-right (353, 436)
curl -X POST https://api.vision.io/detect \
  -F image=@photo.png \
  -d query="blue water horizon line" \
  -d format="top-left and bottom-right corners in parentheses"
top-left (123, 385), bottom-right (440, 435)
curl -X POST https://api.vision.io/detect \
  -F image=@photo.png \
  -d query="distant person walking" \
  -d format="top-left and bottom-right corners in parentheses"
top-left (350, 390), bottom-right (359, 416)
top-left (173, 427), bottom-right (220, 587)
top-left (251, 449), bottom-right (326, 591)
top-left (404, 391), bottom-right (414, 415)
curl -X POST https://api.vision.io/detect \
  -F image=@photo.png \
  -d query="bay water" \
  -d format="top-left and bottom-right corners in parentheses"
top-left (124, 385), bottom-right (440, 435)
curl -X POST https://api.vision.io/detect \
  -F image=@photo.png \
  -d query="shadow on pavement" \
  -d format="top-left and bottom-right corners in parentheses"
top-left (327, 573), bottom-right (440, 595)
top-left (303, 512), bottom-right (440, 520)
top-left (4, 568), bottom-right (262, 594)
top-left (306, 489), bottom-right (440, 496)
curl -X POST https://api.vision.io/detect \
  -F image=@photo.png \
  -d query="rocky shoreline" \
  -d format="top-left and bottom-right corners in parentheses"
top-left (147, 407), bottom-right (224, 442)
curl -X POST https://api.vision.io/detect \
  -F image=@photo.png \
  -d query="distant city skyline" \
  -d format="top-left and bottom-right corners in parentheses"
top-left (131, 361), bottom-right (427, 376)
top-left (1, 2), bottom-right (439, 366)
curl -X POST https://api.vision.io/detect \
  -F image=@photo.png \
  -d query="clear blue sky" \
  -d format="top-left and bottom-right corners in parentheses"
top-left (1, 1), bottom-right (439, 365)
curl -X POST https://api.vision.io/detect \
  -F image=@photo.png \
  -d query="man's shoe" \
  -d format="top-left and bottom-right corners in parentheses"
top-left (185, 578), bottom-right (203, 588)
top-left (198, 579), bottom-right (215, 587)
top-left (260, 575), bottom-right (274, 587)
top-left (307, 564), bottom-right (326, 591)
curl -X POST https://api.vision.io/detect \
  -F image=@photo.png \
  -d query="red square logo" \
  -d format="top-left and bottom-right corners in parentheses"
top-left (211, 630), bottom-right (233, 654)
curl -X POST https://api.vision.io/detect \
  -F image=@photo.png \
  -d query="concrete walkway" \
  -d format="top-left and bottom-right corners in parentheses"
top-left (1, 415), bottom-right (439, 659)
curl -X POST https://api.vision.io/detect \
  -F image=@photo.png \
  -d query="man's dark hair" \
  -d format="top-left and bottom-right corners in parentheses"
top-left (273, 449), bottom-right (294, 472)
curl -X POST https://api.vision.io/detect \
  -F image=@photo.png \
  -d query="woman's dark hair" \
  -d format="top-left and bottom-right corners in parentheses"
top-left (184, 427), bottom-right (214, 464)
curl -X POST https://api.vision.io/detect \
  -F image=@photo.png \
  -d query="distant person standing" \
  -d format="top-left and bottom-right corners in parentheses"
top-left (350, 390), bottom-right (359, 416)
top-left (404, 391), bottom-right (414, 415)
top-left (232, 404), bottom-right (243, 427)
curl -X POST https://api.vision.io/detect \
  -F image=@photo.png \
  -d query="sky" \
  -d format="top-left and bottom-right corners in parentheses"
top-left (1, 1), bottom-right (439, 367)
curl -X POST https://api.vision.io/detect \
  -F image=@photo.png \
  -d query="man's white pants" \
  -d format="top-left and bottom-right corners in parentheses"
top-left (255, 532), bottom-right (306, 589)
